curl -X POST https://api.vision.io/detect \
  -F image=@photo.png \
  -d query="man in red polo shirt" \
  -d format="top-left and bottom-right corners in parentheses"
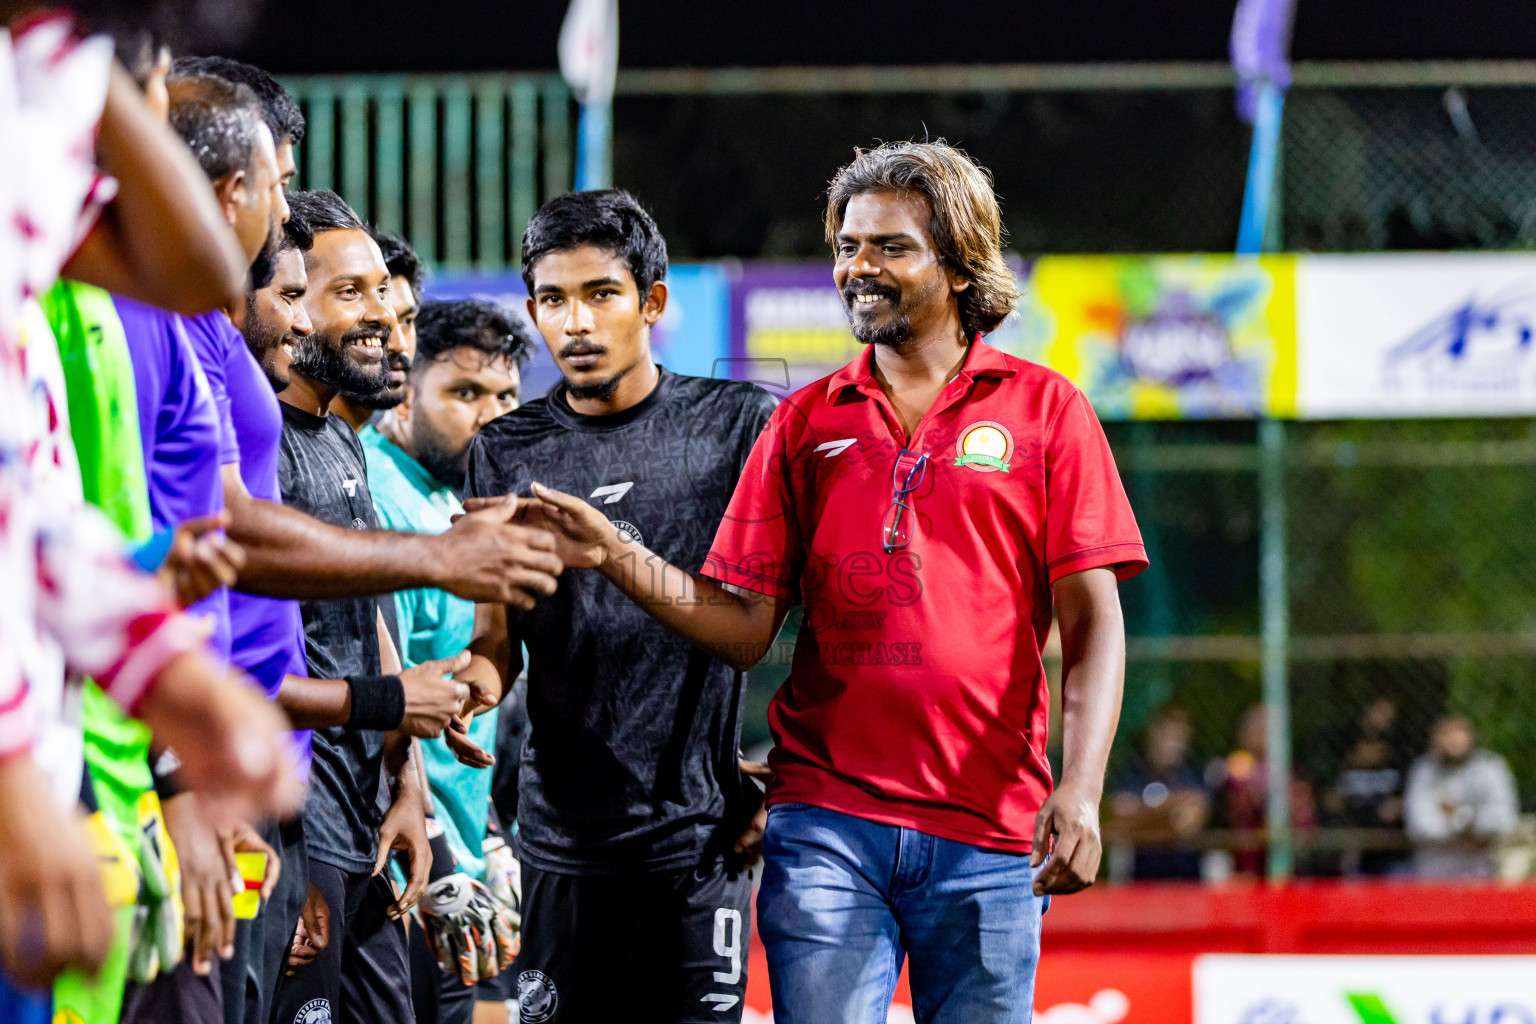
top-left (525, 140), bottom-right (1146, 1023)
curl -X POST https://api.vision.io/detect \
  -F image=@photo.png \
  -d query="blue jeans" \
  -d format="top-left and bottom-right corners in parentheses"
top-left (759, 803), bottom-right (1046, 1024)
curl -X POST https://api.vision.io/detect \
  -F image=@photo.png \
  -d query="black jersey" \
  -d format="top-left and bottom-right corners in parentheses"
top-left (278, 403), bottom-right (388, 874)
top-left (466, 367), bottom-right (775, 875)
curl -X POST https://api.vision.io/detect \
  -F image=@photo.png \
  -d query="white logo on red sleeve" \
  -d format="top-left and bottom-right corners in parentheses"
top-left (813, 438), bottom-right (857, 458)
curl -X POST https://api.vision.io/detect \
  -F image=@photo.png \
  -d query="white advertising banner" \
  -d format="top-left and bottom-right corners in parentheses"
top-left (1194, 954), bottom-right (1536, 1024)
top-left (1297, 253), bottom-right (1536, 418)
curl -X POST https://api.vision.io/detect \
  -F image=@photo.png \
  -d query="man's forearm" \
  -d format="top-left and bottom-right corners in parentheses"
top-left (1054, 571), bottom-right (1127, 797)
top-left (276, 675), bottom-right (351, 730)
top-left (596, 541), bottom-right (783, 672)
top-left (228, 486), bottom-right (444, 600)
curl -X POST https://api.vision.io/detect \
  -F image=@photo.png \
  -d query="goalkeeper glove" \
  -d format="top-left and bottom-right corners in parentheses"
top-left (419, 873), bottom-right (508, 986)
top-left (127, 792), bottom-right (185, 984)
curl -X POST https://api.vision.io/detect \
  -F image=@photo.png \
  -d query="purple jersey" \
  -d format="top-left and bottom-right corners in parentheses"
top-left (115, 297), bottom-right (231, 663)
top-left (182, 311), bottom-right (312, 779)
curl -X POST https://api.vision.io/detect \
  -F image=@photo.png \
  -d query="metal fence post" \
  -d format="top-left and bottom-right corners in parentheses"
top-left (374, 82), bottom-right (405, 235)
top-left (510, 79), bottom-right (540, 265)
top-left (408, 83), bottom-right (438, 265)
top-left (302, 83), bottom-right (334, 193)
top-left (475, 81), bottom-right (506, 270)
top-left (542, 77), bottom-right (573, 201)
top-left (442, 82), bottom-right (473, 269)
top-left (1259, 417), bottom-right (1293, 880)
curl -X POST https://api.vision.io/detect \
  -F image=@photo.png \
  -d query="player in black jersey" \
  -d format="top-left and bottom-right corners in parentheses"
top-left (461, 190), bottom-right (776, 1023)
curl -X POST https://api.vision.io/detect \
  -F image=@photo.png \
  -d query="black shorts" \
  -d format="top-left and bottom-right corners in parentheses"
top-left (120, 956), bottom-right (223, 1024)
top-left (268, 859), bottom-right (411, 1024)
top-left (235, 817), bottom-right (308, 1024)
top-left (516, 859), bottom-right (753, 1024)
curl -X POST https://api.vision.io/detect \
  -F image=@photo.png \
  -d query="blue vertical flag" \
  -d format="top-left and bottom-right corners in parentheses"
top-left (560, 0), bottom-right (619, 191)
top-left (1231, 0), bottom-right (1296, 254)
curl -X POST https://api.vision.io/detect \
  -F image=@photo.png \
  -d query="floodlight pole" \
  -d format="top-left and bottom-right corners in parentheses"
top-left (1239, 78), bottom-right (1293, 882)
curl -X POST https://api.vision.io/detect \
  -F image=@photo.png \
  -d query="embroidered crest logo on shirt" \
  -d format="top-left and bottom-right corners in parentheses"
top-left (954, 421), bottom-right (1014, 473)
top-left (590, 481), bottom-right (634, 504)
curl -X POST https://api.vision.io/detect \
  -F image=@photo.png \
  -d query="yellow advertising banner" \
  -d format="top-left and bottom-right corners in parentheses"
top-left (1002, 254), bottom-right (1298, 419)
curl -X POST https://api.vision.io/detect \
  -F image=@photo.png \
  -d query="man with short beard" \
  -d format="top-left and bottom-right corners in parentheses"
top-left (361, 299), bottom-right (536, 1024)
top-left (520, 142), bottom-right (1147, 1023)
top-left (267, 190), bottom-right (489, 1024)
top-left (332, 228), bottom-right (423, 431)
top-left (458, 190), bottom-right (777, 1024)
top-left (241, 234), bottom-right (308, 392)
top-left (233, 191), bottom-right (562, 1024)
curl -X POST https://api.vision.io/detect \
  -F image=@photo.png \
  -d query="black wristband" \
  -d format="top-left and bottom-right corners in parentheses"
top-left (151, 748), bottom-right (185, 800)
top-left (345, 675), bottom-right (406, 730)
top-left (426, 823), bottom-right (459, 882)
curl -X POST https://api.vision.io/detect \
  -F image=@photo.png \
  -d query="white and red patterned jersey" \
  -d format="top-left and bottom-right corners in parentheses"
top-left (0, 14), bottom-right (204, 781)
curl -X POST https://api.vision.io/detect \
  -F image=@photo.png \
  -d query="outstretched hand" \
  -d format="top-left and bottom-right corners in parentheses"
top-left (137, 653), bottom-right (302, 827)
top-left (435, 495), bottom-right (563, 610)
top-left (523, 482), bottom-right (617, 569)
top-left (463, 486), bottom-right (614, 570)
top-left (159, 512), bottom-right (246, 609)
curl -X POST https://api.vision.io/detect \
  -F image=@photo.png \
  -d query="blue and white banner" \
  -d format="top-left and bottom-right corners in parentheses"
top-left (1297, 253), bottom-right (1536, 418)
top-left (1195, 955), bottom-right (1536, 1024)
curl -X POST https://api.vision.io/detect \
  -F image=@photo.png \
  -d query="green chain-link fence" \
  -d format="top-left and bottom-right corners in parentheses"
top-left (1100, 417), bottom-right (1536, 881)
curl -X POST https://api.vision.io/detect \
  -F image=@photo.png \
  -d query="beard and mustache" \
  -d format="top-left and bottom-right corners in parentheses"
top-left (289, 320), bottom-right (392, 397)
top-left (411, 412), bottom-right (473, 492)
top-left (241, 308), bottom-right (294, 393)
top-left (841, 276), bottom-right (945, 348)
top-left (559, 339), bottom-right (633, 403)
top-left (339, 348), bottom-right (411, 410)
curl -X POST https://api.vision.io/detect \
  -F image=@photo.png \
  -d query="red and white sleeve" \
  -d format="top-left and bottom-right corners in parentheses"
top-left (34, 504), bottom-right (206, 715)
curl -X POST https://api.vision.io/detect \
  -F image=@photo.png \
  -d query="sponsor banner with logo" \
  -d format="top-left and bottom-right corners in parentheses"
top-left (1296, 253), bottom-right (1536, 419)
top-left (1194, 954), bottom-right (1536, 1024)
top-left (726, 256), bottom-right (1295, 417)
top-left (1009, 254), bottom-right (1299, 420)
top-left (437, 255), bottom-right (1536, 419)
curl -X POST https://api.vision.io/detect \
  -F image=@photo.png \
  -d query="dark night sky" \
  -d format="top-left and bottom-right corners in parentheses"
top-left (231, 1), bottom-right (1536, 75)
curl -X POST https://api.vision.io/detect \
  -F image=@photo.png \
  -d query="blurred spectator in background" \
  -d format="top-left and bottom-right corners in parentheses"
top-left (1405, 714), bottom-right (1519, 879)
top-left (1211, 703), bottom-right (1316, 876)
top-left (1323, 696), bottom-right (1410, 876)
top-left (1109, 706), bottom-right (1208, 879)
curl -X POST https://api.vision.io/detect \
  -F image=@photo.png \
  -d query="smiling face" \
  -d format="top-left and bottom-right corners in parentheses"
top-left (526, 244), bottom-right (666, 403)
top-left (833, 190), bottom-right (967, 348)
top-left (289, 228), bottom-right (395, 400)
top-left (244, 245), bottom-right (310, 391)
top-left (340, 271), bottom-right (419, 411)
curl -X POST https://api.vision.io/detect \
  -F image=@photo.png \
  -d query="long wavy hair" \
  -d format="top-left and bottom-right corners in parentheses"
top-left (825, 140), bottom-right (1018, 338)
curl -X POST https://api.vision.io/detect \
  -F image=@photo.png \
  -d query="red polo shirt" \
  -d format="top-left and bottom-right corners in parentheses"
top-left (703, 339), bottom-right (1146, 852)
